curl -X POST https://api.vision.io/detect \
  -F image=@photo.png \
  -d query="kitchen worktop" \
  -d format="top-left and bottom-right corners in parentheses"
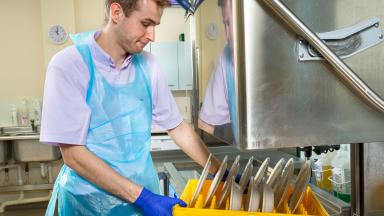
top-left (0, 131), bottom-right (167, 141)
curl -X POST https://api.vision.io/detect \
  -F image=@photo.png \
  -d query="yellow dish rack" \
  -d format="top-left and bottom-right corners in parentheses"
top-left (173, 179), bottom-right (329, 216)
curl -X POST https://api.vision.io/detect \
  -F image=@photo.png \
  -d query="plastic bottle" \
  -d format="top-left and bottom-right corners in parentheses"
top-left (19, 99), bottom-right (30, 126)
top-left (330, 144), bottom-right (351, 203)
top-left (33, 100), bottom-right (42, 126)
top-left (313, 150), bottom-right (336, 192)
top-left (11, 106), bottom-right (19, 126)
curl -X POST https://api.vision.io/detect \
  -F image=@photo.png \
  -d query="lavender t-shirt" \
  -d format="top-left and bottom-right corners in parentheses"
top-left (199, 50), bottom-right (230, 125)
top-left (40, 32), bottom-right (182, 146)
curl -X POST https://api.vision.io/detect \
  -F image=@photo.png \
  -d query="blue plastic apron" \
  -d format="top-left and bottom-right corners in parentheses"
top-left (225, 45), bottom-right (238, 143)
top-left (45, 32), bottom-right (160, 216)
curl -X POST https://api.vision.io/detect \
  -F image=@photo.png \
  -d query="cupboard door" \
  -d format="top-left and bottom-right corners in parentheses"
top-left (150, 42), bottom-right (179, 90)
top-left (178, 42), bottom-right (193, 90)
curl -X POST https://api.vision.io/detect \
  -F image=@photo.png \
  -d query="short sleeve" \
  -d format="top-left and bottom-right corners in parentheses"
top-left (199, 52), bottom-right (230, 125)
top-left (40, 47), bottom-right (91, 146)
top-left (146, 54), bottom-right (183, 130)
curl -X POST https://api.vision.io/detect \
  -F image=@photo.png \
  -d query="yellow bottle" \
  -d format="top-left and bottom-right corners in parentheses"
top-left (313, 151), bottom-right (336, 191)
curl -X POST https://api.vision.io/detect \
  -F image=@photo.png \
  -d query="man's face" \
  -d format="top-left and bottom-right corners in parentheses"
top-left (222, 0), bottom-right (233, 52)
top-left (116, 0), bottom-right (163, 54)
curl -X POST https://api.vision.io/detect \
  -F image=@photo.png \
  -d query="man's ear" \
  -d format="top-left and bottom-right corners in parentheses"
top-left (109, 2), bottom-right (124, 24)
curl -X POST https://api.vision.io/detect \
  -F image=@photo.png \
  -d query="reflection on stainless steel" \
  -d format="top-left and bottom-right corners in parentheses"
top-left (198, 0), bottom-right (384, 149)
top-left (231, 0), bottom-right (384, 149)
top-left (259, 0), bottom-right (384, 113)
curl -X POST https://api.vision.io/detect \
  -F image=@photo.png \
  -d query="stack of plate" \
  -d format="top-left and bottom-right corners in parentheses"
top-left (188, 154), bottom-right (311, 213)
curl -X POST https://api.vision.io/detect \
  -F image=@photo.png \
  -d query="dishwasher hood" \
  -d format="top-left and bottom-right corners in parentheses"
top-left (196, 0), bottom-right (384, 150)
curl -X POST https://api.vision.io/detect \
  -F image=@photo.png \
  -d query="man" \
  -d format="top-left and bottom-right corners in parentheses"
top-left (40, 0), bottom-right (220, 215)
top-left (198, 0), bottom-right (237, 143)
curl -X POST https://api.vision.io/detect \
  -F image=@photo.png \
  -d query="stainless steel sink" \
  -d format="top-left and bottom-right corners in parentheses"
top-left (0, 126), bottom-right (61, 162)
top-left (1, 126), bottom-right (37, 136)
top-left (12, 139), bottom-right (61, 162)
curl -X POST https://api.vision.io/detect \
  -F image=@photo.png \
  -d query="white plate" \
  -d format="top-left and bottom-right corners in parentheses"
top-left (262, 184), bottom-right (274, 212)
top-left (247, 176), bottom-right (261, 212)
top-left (229, 180), bottom-right (243, 211)
top-left (190, 154), bottom-right (212, 207)
top-left (239, 156), bottom-right (254, 192)
top-left (266, 158), bottom-right (285, 189)
top-left (253, 157), bottom-right (270, 187)
top-left (217, 155), bottom-right (240, 208)
top-left (275, 158), bottom-right (294, 209)
top-left (203, 155), bottom-right (228, 207)
top-left (288, 160), bottom-right (311, 213)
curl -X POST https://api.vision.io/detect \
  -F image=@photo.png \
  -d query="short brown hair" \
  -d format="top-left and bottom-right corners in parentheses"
top-left (105, 0), bottom-right (171, 21)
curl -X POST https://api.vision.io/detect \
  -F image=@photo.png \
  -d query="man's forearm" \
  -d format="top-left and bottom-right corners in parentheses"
top-left (198, 118), bottom-right (215, 135)
top-left (59, 144), bottom-right (142, 203)
top-left (168, 121), bottom-right (220, 174)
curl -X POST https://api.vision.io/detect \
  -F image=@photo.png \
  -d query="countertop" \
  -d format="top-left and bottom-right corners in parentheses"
top-left (0, 131), bottom-right (168, 141)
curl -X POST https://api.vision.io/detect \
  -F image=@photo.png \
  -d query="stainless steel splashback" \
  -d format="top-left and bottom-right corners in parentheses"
top-left (198, 0), bottom-right (384, 149)
top-left (236, 0), bottom-right (384, 149)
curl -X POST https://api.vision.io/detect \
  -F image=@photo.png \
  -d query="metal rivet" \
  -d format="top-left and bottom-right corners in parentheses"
top-left (299, 53), bottom-right (304, 58)
top-left (379, 34), bottom-right (383, 39)
top-left (375, 23), bottom-right (379, 28)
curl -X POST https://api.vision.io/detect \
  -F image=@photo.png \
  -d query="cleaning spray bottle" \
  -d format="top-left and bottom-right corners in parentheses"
top-left (330, 144), bottom-right (351, 202)
top-left (313, 150), bottom-right (336, 192)
top-left (33, 99), bottom-right (42, 126)
top-left (11, 105), bottom-right (19, 126)
top-left (19, 99), bottom-right (30, 126)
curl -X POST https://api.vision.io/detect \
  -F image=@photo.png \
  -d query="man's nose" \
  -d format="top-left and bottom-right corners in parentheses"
top-left (145, 26), bottom-right (155, 42)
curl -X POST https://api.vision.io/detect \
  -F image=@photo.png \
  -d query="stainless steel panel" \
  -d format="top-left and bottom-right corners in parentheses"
top-left (364, 142), bottom-right (384, 215)
top-left (258, 0), bottom-right (384, 113)
top-left (234, 0), bottom-right (384, 149)
top-left (12, 139), bottom-right (61, 162)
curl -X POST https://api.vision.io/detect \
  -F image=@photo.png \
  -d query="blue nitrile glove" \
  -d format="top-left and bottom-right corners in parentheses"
top-left (218, 170), bottom-right (250, 194)
top-left (221, 169), bottom-right (242, 183)
top-left (134, 187), bottom-right (187, 216)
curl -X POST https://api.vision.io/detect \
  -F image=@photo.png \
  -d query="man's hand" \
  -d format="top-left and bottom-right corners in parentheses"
top-left (134, 188), bottom-right (187, 216)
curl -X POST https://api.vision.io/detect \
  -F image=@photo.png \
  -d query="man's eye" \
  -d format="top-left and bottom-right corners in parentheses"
top-left (142, 22), bottom-right (150, 27)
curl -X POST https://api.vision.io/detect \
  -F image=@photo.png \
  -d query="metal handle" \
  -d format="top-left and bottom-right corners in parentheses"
top-left (259, 0), bottom-right (384, 113)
